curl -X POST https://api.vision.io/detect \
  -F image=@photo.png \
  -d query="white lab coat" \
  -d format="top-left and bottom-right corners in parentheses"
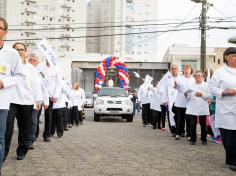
top-left (78, 88), bottom-right (85, 111)
top-left (149, 86), bottom-right (161, 112)
top-left (186, 81), bottom-right (210, 116)
top-left (37, 63), bottom-right (62, 98)
top-left (0, 43), bottom-right (25, 109)
top-left (210, 65), bottom-right (236, 130)
top-left (11, 62), bottom-right (42, 105)
top-left (175, 75), bottom-right (195, 108)
top-left (137, 84), bottom-right (151, 105)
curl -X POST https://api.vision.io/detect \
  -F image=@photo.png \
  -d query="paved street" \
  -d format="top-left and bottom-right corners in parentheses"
top-left (2, 108), bottom-right (235, 176)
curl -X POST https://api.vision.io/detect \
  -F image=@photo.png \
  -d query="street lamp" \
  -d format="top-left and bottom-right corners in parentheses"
top-left (191, 0), bottom-right (208, 71)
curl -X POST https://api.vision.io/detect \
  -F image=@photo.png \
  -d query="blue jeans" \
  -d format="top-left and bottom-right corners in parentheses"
top-left (0, 110), bottom-right (8, 169)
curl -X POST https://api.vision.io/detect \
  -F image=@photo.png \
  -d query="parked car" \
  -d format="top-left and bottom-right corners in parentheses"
top-left (93, 87), bottom-right (133, 122)
top-left (84, 92), bottom-right (93, 108)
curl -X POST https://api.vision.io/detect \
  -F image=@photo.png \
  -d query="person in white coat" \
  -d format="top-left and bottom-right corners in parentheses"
top-left (149, 83), bottom-right (162, 129)
top-left (210, 47), bottom-right (236, 171)
top-left (0, 17), bottom-right (25, 174)
top-left (138, 75), bottom-right (153, 127)
top-left (4, 42), bottom-right (42, 161)
top-left (174, 64), bottom-right (195, 140)
top-left (37, 60), bottom-right (62, 142)
top-left (185, 70), bottom-right (211, 145)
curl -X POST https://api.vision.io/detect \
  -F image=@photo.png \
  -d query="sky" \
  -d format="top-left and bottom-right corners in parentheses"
top-left (155, 0), bottom-right (236, 59)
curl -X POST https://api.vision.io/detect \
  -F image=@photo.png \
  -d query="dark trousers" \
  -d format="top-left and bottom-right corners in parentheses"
top-left (188, 115), bottom-right (207, 142)
top-left (35, 104), bottom-right (43, 139)
top-left (43, 99), bottom-right (53, 139)
top-left (167, 106), bottom-right (176, 134)
top-left (151, 109), bottom-right (161, 129)
top-left (69, 106), bottom-right (79, 125)
top-left (63, 102), bottom-right (69, 129)
top-left (220, 128), bottom-right (236, 166)
top-left (142, 103), bottom-right (150, 125)
top-left (176, 107), bottom-right (186, 136)
top-left (4, 103), bottom-right (33, 159)
top-left (79, 110), bottom-right (83, 123)
top-left (161, 105), bottom-right (168, 128)
top-left (186, 115), bottom-right (191, 138)
top-left (51, 108), bottom-right (64, 137)
top-left (29, 109), bottom-right (38, 144)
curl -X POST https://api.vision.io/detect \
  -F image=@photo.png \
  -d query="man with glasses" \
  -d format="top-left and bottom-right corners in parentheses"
top-left (0, 17), bottom-right (25, 175)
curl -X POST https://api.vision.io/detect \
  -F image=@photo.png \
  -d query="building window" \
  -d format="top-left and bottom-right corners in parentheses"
top-left (43, 17), bottom-right (45, 20)
top-left (213, 56), bottom-right (215, 62)
top-left (218, 59), bottom-right (221, 65)
top-left (27, 2), bottom-right (29, 5)
top-left (21, 12), bottom-right (24, 15)
top-left (50, 18), bottom-right (53, 21)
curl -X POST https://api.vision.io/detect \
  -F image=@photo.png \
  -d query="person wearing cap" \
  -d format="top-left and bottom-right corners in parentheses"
top-left (210, 47), bottom-right (236, 171)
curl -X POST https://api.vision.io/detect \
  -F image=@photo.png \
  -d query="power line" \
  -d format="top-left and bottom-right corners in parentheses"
top-left (5, 27), bottom-right (200, 42)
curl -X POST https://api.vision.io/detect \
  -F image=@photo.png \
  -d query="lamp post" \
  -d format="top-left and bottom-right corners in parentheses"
top-left (191, 0), bottom-right (208, 71)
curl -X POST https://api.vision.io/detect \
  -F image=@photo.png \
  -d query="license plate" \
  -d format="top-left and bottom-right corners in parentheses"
top-left (110, 111), bottom-right (119, 114)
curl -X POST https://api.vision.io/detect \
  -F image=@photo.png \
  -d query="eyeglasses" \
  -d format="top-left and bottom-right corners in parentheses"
top-left (16, 48), bottom-right (25, 52)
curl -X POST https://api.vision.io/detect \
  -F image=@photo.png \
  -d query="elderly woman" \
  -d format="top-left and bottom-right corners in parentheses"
top-left (185, 70), bottom-right (211, 145)
top-left (210, 47), bottom-right (236, 171)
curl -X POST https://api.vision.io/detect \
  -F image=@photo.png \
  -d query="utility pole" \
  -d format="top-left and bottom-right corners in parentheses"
top-left (191, 0), bottom-right (208, 71)
top-left (200, 0), bottom-right (207, 71)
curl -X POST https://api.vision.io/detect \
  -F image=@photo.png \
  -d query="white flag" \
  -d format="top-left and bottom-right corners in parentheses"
top-left (37, 38), bottom-right (57, 67)
top-left (133, 71), bottom-right (140, 78)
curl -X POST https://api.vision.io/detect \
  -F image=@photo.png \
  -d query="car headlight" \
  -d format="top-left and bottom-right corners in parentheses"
top-left (95, 99), bottom-right (104, 105)
top-left (125, 100), bottom-right (133, 106)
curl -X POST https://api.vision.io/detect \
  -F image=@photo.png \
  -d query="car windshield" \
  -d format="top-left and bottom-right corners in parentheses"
top-left (99, 88), bottom-right (128, 97)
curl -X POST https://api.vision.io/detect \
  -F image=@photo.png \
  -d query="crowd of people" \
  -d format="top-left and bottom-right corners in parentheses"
top-left (1, 16), bottom-right (236, 174)
top-left (0, 17), bottom-right (86, 175)
top-left (137, 49), bottom-right (236, 172)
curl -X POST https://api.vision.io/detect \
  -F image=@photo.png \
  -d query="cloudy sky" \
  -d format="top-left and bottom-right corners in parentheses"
top-left (155, 0), bottom-right (236, 59)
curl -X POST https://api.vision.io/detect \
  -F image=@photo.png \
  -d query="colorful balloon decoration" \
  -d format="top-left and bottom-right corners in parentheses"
top-left (95, 56), bottom-right (129, 91)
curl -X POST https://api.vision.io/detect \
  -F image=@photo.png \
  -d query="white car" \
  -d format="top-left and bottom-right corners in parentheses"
top-left (94, 87), bottom-right (133, 122)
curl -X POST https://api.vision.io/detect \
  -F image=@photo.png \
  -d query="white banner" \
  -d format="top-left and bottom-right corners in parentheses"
top-left (37, 38), bottom-right (57, 67)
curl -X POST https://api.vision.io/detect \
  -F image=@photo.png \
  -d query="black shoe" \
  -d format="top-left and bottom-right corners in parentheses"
top-left (202, 141), bottom-right (207, 145)
top-left (229, 165), bottom-right (236, 171)
top-left (68, 124), bottom-right (72, 128)
top-left (16, 154), bottom-right (26, 160)
top-left (189, 141), bottom-right (196, 145)
top-left (64, 128), bottom-right (69, 131)
top-left (44, 137), bottom-right (51, 142)
top-left (180, 133), bottom-right (185, 138)
top-left (28, 144), bottom-right (34, 150)
top-left (57, 132), bottom-right (63, 138)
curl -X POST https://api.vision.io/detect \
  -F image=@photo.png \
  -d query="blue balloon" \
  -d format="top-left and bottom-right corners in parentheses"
top-left (96, 71), bottom-right (102, 80)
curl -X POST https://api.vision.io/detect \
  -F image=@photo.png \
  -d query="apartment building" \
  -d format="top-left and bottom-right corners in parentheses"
top-left (86, 0), bottom-right (159, 61)
top-left (1, 0), bottom-right (87, 60)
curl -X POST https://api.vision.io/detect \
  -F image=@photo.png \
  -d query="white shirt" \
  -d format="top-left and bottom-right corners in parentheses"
top-left (11, 62), bottom-right (42, 105)
top-left (175, 75), bottom-right (195, 108)
top-left (137, 84), bottom-right (151, 105)
top-left (78, 88), bottom-right (85, 111)
top-left (37, 63), bottom-right (62, 98)
top-left (186, 81), bottom-right (210, 116)
top-left (210, 65), bottom-right (236, 130)
top-left (0, 43), bottom-right (25, 109)
top-left (149, 86), bottom-right (161, 111)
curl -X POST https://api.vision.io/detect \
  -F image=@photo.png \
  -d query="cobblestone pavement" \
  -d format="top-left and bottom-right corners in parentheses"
top-left (2, 109), bottom-right (235, 176)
